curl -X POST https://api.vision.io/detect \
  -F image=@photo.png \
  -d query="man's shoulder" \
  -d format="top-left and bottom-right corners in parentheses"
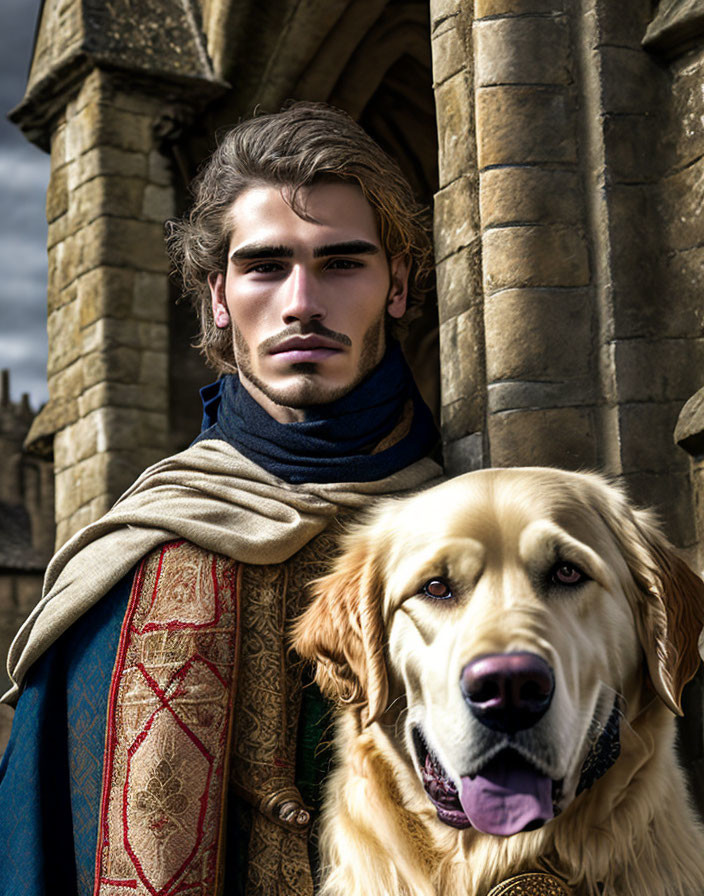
top-left (132, 539), bottom-right (241, 615)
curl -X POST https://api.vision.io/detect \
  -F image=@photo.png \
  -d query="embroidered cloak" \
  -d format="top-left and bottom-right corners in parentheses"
top-left (4, 440), bottom-right (440, 705)
top-left (0, 439), bottom-right (441, 895)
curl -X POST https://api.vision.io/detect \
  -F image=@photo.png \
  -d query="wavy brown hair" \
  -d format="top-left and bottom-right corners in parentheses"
top-left (166, 102), bottom-right (433, 373)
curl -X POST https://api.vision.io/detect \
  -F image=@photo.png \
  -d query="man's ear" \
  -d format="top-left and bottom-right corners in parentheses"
top-left (387, 254), bottom-right (410, 319)
top-left (208, 272), bottom-right (231, 329)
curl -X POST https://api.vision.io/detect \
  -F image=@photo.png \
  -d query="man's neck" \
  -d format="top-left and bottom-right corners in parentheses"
top-left (238, 376), bottom-right (305, 423)
top-left (195, 342), bottom-right (439, 484)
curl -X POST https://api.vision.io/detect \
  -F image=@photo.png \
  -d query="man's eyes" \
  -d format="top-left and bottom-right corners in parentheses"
top-left (245, 262), bottom-right (284, 274)
top-left (325, 258), bottom-right (364, 270)
top-left (243, 258), bottom-right (364, 274)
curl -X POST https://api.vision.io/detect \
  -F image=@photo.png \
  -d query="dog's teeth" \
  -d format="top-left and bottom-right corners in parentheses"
top-left (422, 751), bottom-right (459, 801)
top-left (424, 751), bottom-right (443, 774)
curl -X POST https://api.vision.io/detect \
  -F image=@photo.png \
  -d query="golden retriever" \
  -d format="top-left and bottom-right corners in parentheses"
top-left (292, 468), bottom-right (704, 896)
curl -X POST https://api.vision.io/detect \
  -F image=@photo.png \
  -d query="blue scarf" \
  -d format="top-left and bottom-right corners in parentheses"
top-left (194, 342), bottom-right (438, 484)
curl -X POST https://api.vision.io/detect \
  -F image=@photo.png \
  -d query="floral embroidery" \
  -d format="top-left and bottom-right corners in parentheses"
top-left (95, 542), bottom-right (240, 895)
top-left (135, 759), bottom-right (189, 841)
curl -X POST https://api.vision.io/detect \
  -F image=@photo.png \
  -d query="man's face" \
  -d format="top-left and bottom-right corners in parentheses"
top-left (208, 181), bottom-right (409, 422)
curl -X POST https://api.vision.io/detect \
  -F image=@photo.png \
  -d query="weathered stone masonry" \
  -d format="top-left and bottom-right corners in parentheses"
top-left (44, 72), bottom-right (174, 545)
top-left (431, 0), bottom-right (487, 475)
top-left (9, 0), bottom-right (704, 566)
top-left (12, 0), bottom-right (224, 546)
top-left (431, 0), bottom-right (704, 566)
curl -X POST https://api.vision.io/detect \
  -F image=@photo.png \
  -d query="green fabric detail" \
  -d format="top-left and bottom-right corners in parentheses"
top-left (296, 673), bottom-right (334, 809)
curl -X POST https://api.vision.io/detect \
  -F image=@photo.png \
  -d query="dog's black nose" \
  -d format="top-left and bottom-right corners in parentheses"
top-left (460, 652), bottom-right (554, 733)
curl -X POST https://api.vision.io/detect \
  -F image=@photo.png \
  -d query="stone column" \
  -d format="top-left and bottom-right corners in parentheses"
top-left (430, 0), bottom-right (486, 474)
top-left (431, 0), bottom-right (702, 552)
top-left (473, 0), bottom-right (599, 471)
top-left (38, 71), bottom-right (174, 544)
top-left (12, 0), bottom-right (224, 548)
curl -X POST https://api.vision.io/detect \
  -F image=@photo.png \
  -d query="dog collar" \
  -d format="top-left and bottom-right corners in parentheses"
top-left (576, 697), bottom-right (622, 795)
top-left (486, 871), bottom-right (572, 895)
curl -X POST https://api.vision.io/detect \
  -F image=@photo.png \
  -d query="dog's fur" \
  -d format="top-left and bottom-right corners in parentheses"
top-left (292, 468), bottom-right (704, 896)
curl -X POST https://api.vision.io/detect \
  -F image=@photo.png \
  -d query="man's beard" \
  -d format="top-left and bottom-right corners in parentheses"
top-left (233, 313), bottom-right (386, 410)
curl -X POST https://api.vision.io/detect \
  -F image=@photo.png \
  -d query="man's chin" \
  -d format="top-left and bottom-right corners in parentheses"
top-left (240, 368), bottom-right (355, 414)
top-left (265, 381), bottom-right (352, 410)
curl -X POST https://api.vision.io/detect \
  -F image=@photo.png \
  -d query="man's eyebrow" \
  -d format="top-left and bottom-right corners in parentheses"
top-left (229, 240), bottom-right (380, 262)
top-left (230, 244), bottom-right (294, 261)
top-left (313, 240), bottom-right (379, 258)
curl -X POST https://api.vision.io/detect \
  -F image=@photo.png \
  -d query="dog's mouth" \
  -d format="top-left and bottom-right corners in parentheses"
top-left (413, 727), bottom-right (560, 835)
top-left (416, 729), bottom-right (472, 829)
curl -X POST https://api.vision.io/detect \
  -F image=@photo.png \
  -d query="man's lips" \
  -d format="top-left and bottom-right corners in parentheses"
top-left (268, 336), bottom-right (345, 362)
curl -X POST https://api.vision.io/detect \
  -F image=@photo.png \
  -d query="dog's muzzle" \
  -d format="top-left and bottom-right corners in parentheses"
top-left (454, 652), bottom-right (556, 835)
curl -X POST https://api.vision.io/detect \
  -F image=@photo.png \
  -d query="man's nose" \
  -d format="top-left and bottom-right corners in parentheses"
top-left (281, 265), bottom-right (325, 324)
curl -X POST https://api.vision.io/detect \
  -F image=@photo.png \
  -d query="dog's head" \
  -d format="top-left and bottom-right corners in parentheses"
top-left (292, 468), bottom-right (704, 835)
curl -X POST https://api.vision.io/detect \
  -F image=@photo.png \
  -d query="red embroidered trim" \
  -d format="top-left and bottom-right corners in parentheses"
top-left (94, 541), bottom-right (240, 896)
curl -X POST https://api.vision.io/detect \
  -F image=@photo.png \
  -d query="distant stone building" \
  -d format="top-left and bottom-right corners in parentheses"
top-left (0, 370), bottom-right (54, 748)
top-left (7, 0), bottom-right (704, 569)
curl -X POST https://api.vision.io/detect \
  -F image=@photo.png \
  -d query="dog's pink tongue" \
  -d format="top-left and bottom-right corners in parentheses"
top-left (459, 754), bottom-right (553, 836)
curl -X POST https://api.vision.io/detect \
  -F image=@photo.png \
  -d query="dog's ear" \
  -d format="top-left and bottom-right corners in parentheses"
top-left (291, 529), bottom-right (389, 726)
top-left (601, 490), bottom-right (704, 714)
top-left (630, 514), bottom-right (704, 715)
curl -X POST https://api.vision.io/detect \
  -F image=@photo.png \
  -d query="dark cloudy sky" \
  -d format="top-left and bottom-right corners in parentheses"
top-left (0, 0), bottom-right (50, 410)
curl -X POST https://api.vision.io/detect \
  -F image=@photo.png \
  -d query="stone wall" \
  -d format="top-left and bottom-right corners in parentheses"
top-left (431, 0), bottom-right (704, 555)
top-left (31, 70), bottom-right (174, 546)
top-left (660, 20), bottom-right (704, 567)
top-left (0, 371), bottom-right (54, 752)
top-left (431, 0), bottom-right (487, 474)
top-left (591, 0), bottom-right (700, 556)
top-left (10, 0), bottom-right (704, 560)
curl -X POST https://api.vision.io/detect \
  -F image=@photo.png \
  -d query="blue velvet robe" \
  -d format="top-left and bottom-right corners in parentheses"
top-left (0, 574), bottom-right (132, 894)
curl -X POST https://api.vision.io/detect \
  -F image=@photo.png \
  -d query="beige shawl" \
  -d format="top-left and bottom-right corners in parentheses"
top-left (3, 438), bottom-right (441, 704)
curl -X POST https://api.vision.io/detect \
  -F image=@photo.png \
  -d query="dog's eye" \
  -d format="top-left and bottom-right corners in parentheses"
top-left (550, 562), bottom-right (587, 586)
top-left (421, 578), bottom-right (453, 600)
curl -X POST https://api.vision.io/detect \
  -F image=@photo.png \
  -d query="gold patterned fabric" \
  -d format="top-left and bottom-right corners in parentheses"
top-left (231, 520), bottom-right (348, 896)
top-left (95, 541), bottom-right (240, 895)
top-left (93, 524), bottom-right (348, 894)
top-left (487, 871), bottom-right (572, 895)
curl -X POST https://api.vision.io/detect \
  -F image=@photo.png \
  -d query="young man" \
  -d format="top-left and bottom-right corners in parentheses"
top-left (0, 103), bottom-right (441, 895)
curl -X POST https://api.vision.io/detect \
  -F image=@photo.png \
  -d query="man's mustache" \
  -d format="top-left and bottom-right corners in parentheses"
top-left (259, 321), bottom-right (352, 355)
